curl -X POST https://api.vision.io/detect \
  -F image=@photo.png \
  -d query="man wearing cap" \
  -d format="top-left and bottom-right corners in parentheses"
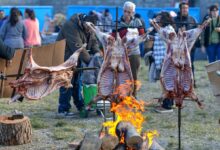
top-left (56, 13), bottom-right (100, 118)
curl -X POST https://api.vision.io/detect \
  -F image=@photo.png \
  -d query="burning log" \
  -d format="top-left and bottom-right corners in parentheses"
top-left (116, 121), bottom-right (143, 149)
top-left (114, 143), bottom-right (126, 150)
top-left (101, 134), bottom-right (119, 150)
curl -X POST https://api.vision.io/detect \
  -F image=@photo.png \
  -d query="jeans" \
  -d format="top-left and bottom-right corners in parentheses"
top-left (129, 55), bottom-right (141, 97)
top-left (148, 62), bottom-right (156, 83)
top-left (190, 47), bottom-right (196, 77)
top-left (58, 70), bottom-right (84, 113)
top-left (140, 43), bottom-right (145, 57)
top-left (206, 43), bottom-right (220, 63)
top-left (162, 98), bottom-right (174, 109)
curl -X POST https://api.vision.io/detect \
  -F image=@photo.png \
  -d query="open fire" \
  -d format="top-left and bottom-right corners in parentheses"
top-left (101, 80), bottom-right (159, 149)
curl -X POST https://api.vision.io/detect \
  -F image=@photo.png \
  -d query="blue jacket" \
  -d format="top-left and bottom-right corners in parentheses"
top-left (0, 19), bottom-right (27, 49)
top-left (0, 38), bottom-right (15, 60)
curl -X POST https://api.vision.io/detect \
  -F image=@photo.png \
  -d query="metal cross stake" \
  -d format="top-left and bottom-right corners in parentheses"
top-left (112, 6), bottom-right (119, 122)
top-left (178, 106), bottom-right (181, 150)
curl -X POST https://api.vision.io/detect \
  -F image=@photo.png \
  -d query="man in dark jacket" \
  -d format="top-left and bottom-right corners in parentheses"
top-left (0, 38), bottom-right (15, 60)
top-left (202, 5), bottom-right (220, 63)
top-left (56, 13), bottom-right (100, 117)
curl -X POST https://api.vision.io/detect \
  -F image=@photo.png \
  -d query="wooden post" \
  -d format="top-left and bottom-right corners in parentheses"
top-left (0, 115), bottom-right (32, 145)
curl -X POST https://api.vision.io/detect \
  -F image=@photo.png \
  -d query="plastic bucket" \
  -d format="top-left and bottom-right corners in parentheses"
top-left (83, 84), bottom-right (98, 106)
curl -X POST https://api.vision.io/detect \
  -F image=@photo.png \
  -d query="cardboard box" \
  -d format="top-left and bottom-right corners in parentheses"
top-left (205, 60), bottom-right (220, 97)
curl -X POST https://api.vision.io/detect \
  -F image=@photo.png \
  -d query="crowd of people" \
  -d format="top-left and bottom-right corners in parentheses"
top-left (0, 1), bottom-right (220, 117)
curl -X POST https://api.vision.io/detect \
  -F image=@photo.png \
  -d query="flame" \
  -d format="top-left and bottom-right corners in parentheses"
top-left (103, 80), bottom-right (158, 148)
top-left (142, 130), bottom-right (159, 148)
top-left (134, 80), bottom-right (142, 91)
top-left (113, 80), bottom-right (142, 97)
top-left (120, 133), bottom-right (125, 144)
top-left (103, 96), bottom-right (145, 136)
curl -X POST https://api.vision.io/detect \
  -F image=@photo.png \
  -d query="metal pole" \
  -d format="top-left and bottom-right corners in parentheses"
top-left (11, 49), bottom-right (27, 98)
top-left (115, 7), bottom-right (118, 40)
top-left (178, 106), bottom-right (181, 150)
top-left (112, 6), bottom-right (119, 122)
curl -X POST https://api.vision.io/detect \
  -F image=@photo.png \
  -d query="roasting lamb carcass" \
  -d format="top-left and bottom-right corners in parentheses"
top-left (9, 44), bottom-right (86, 100)
top-left (150, 18), bottom-right (211, 107)
top-left (85, 22), bottom-right (147, 103)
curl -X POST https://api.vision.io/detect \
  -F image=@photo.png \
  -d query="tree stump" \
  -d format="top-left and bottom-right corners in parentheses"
top-left (0, 115), bottom-right (32, 145)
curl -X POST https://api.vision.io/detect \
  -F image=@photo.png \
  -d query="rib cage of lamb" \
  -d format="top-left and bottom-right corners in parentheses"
top-left (150, 18), bottom-right (211, 107)
top-left (9, 44), bottom-right (86, 100)
top-left (85, 22), bottom-right (147, 104)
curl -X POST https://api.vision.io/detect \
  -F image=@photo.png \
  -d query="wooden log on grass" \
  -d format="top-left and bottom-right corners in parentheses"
top-left (116, 121), bottom-right (143, 149)
top-left (0, 115), bottom-right (32, 145)
top-left (79, 133), bottom-right (102, 150)
top-left (101, 134), bottom-right (119, 150)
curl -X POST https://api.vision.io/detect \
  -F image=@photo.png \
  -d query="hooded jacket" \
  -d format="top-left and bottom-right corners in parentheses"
top-left (56, 13), bottom-right (100, 63)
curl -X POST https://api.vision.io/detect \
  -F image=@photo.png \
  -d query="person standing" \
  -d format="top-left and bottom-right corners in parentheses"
top-left (56, 13), bottom-right (100, 118)
top-left (150, 12), bottom-right (175, 113)
top-left (111, 1), bottom-right (145, 97)
top-left (202, 5), bottom-right (220, 63)
top-left (23, 8), bottom-right (41, 47)
top-left (100, 9), bottom-right (113, 33)
top-left (0, 10), bottom-right (7, 28)
top-left (0, 7), bottom-right (26, 49)
top-left (174, 2), bottom-right (197, 87)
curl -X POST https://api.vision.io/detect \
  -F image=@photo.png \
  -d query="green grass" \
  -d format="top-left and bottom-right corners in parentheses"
top-left (31, 117), bottom-right (49, 129)
top-left (54, 120), bottom-right (68, 127)
top-left (0, 60), bottom-right (219, 149)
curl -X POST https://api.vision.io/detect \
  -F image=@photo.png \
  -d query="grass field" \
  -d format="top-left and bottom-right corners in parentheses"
top-left (0, 60), bottom-right (219, 150)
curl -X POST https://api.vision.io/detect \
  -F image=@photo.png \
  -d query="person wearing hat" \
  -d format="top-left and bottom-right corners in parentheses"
top-left (56, 13), bottom-right (100, 118)
top-left (202, 4), bottom-right (220, 63)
